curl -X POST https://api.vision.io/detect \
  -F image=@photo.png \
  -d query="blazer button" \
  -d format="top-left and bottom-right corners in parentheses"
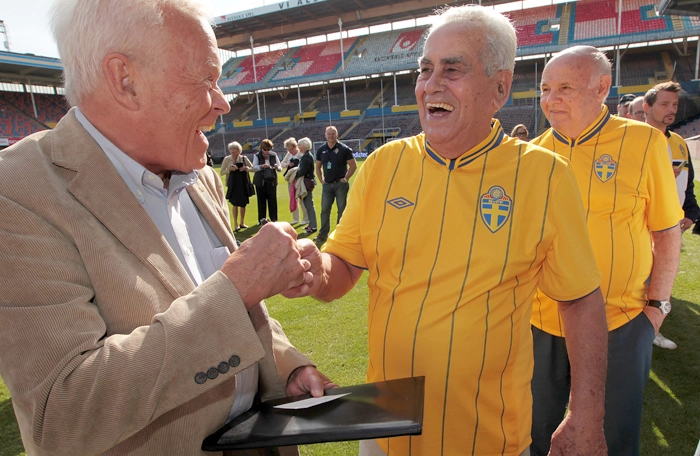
top-left (207, 367), bottom-right (219, 380)
top-left (195, 372), bottom-right (207, 384)
top-left (218, 361), bottom-right (230, 374)
top-left (229, 355), bottom-right (241, 367)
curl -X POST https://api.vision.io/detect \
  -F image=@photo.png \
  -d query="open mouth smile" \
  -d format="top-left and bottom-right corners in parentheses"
top-left (426, 102), bottom-right (455, 116)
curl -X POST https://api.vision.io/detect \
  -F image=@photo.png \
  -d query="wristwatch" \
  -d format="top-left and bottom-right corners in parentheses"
top-left (646, 299), bottom-right (672, 315)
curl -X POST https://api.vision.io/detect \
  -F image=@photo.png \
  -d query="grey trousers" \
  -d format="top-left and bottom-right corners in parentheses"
top-left (531, 312), bottom-right (655, 456)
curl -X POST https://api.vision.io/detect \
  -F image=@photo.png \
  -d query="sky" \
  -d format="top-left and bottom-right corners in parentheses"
top-left (1, 0), bottom-right (272, 59)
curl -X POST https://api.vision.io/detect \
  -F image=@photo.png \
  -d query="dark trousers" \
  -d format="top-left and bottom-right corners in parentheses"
top-left (319, 181), bottom-right (349, 237)
top-left (256, 183), bottom-right (277, 222)
top-left (531, 312), bottom-right (655, 456)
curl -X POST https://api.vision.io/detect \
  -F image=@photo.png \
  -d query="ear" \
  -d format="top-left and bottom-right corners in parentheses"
top-left (492, 70), bottom-right (513, 110)
top-left (103, 53), bottom-right (140, 111)
top-left (596, 74), bottom-right (612, 103)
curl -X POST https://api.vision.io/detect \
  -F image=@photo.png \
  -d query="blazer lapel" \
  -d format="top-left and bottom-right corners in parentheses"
top-left (53, 110), bottom-right (195, 299)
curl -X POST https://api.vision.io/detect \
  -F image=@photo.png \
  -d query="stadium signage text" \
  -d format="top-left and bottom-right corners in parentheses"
top-left (278, 0), bottom-right (322, 9)
top-left (215, 0), bottom-right (327, 24)
top-left (375, 51), bottom-right (421, 62)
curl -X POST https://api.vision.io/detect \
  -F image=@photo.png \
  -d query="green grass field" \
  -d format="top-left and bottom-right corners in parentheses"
top-left (1, 164), bottom-right (698, 455)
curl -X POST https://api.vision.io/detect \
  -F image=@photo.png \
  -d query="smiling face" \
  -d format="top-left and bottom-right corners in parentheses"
top-left (136, 11), bottom-right (230, 174)
top-left (540, 53), bottom-right (610, 140)
top-left (645, 90), bottom-right (678, 131)
top-left (415, 23), bottom-right (510, 158)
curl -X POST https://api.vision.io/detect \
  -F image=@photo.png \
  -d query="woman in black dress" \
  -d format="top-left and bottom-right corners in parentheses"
top-left (220, 141), bottom-right (253, 231)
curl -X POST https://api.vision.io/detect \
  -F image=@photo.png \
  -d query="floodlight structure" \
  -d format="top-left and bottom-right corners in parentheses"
top-left (0, 20), bottom-right (11, 52)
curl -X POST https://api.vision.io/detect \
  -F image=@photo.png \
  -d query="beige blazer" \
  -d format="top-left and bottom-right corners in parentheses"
top-left (0, 109), bottom-right (310, 455)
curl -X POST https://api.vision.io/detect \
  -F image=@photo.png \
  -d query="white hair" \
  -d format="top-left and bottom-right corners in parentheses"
top-left (283, 137), bottom-right (297, 148)
top-left (50, 0), bottom-right (213, 106)
top-left (298, 137), bottom-right (312, 151)
top-left (425, 5), bottom-right (516, 76)
top-left (227, 141), bottom-right (242, 153)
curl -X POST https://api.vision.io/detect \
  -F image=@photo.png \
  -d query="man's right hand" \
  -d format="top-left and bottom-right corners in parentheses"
top-left (221, 223), bottom-right (312, 309)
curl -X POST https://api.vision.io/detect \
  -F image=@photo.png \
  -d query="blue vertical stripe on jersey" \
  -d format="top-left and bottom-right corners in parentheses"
top-left (369, 142), bottom-right (408, 381)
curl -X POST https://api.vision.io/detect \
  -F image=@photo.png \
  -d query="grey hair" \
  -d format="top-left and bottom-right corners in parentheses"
top-left (283, 137), bottom-right (297, 148)
top-left (50, 0), bottom-right (213, 106)
top-left (227, 141), bottom-right (242, 152)
top-left (298, 137), bottom-right (312, 151)
top-left (425, 5), bottom-right (516, 76)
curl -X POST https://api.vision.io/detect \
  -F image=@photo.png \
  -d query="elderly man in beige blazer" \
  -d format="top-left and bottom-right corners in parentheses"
top-left (0, 0), bottom-right (335, 455)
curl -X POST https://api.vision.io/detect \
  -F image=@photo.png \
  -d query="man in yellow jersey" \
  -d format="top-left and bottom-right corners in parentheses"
top-left (289, 6), bottom-right (608, 456)
top-left (643, 81), bottom-right (700, 350)
top-left (532, 46), bottom-right (683, 456)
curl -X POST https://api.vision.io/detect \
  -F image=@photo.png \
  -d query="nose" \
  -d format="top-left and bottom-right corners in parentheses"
top-left (423, 72), bottom-right (444, 95)
top-left (212, 85), bottom-right (231, 115)
top-left (540, 89), bottom-right (558, 108)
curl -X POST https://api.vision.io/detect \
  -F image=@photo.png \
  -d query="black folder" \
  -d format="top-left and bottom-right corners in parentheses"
top-left (202, 376), bottom-right (425, 451)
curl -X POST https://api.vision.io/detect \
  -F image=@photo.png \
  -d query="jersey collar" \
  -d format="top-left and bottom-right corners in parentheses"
top-left (551, 106), bottom-right (611, 147)
top-left (424, 119), bottom-right (505, 170)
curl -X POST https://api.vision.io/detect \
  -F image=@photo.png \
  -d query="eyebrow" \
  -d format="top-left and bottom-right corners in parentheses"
top-left (419, 56), bottom-right (467, 66)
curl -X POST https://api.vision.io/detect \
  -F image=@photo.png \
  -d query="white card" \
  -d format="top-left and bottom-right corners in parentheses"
top-left (273, 392), bottom-right (351, 410)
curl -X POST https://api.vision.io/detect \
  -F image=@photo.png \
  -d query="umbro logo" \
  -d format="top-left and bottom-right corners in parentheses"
top-left (387, 197), bottom-right (414, 209)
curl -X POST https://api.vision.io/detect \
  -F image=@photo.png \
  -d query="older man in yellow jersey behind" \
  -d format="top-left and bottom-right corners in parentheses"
top-left (288, 6), bottom-right (609, 456)
top-left (531, 46), bottom-right (683, 456)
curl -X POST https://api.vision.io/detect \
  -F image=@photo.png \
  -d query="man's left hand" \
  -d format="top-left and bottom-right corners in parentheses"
top-left (286, 366), bottom-right (338, 397)
top-left (549, 412), bottom-right (607, 456)
top-left (642, 306), bottom-right (665, 334)
top-left (679, 217), bottom-right (694, 232)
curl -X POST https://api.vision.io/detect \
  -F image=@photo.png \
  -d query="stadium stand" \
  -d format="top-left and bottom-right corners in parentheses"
top-left (618, 51), bottom-right (668, 85)
top-left (217, 0), bottom-right (700, 94)
top-left (5, 0), bottom-right (700, 155)
top-left (0, 92), bottom-right (68, 137)
top-left (507, 5), bottom-right (560, 47)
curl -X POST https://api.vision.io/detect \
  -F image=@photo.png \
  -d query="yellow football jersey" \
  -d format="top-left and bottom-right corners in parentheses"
top-left (323, 121), bottom-right (600, 455)
top-left (667, 130), bottom-right (690, 205)
top-left (531, 107), bottom-right (683, 335)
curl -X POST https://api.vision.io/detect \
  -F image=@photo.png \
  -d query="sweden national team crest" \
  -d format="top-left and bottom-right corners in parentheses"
top-left (480, 186), bottom-right (512, 233)
top-left (594, 154), bottom-right (617, 182)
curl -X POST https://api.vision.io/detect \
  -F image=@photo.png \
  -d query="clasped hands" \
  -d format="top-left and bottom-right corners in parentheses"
top-left (221, 222), bottom-right (320, 309)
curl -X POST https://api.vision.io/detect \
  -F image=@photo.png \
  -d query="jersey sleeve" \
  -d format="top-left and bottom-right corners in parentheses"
top-left (645, 130), bottom-right (684, 231)
top-left (538, 163), bottom-right (602, 302)
top-left (321, 155), bottom-right (373, 269)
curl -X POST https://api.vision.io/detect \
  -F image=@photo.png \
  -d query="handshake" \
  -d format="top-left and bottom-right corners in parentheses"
top-left (219, 222), bottom-right (320, 310)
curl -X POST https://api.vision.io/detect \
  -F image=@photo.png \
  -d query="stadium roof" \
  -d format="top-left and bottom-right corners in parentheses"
top-left (0, 51), bottom-right (63, 87)
top-left (214, 0), bottom-right (510, 52)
